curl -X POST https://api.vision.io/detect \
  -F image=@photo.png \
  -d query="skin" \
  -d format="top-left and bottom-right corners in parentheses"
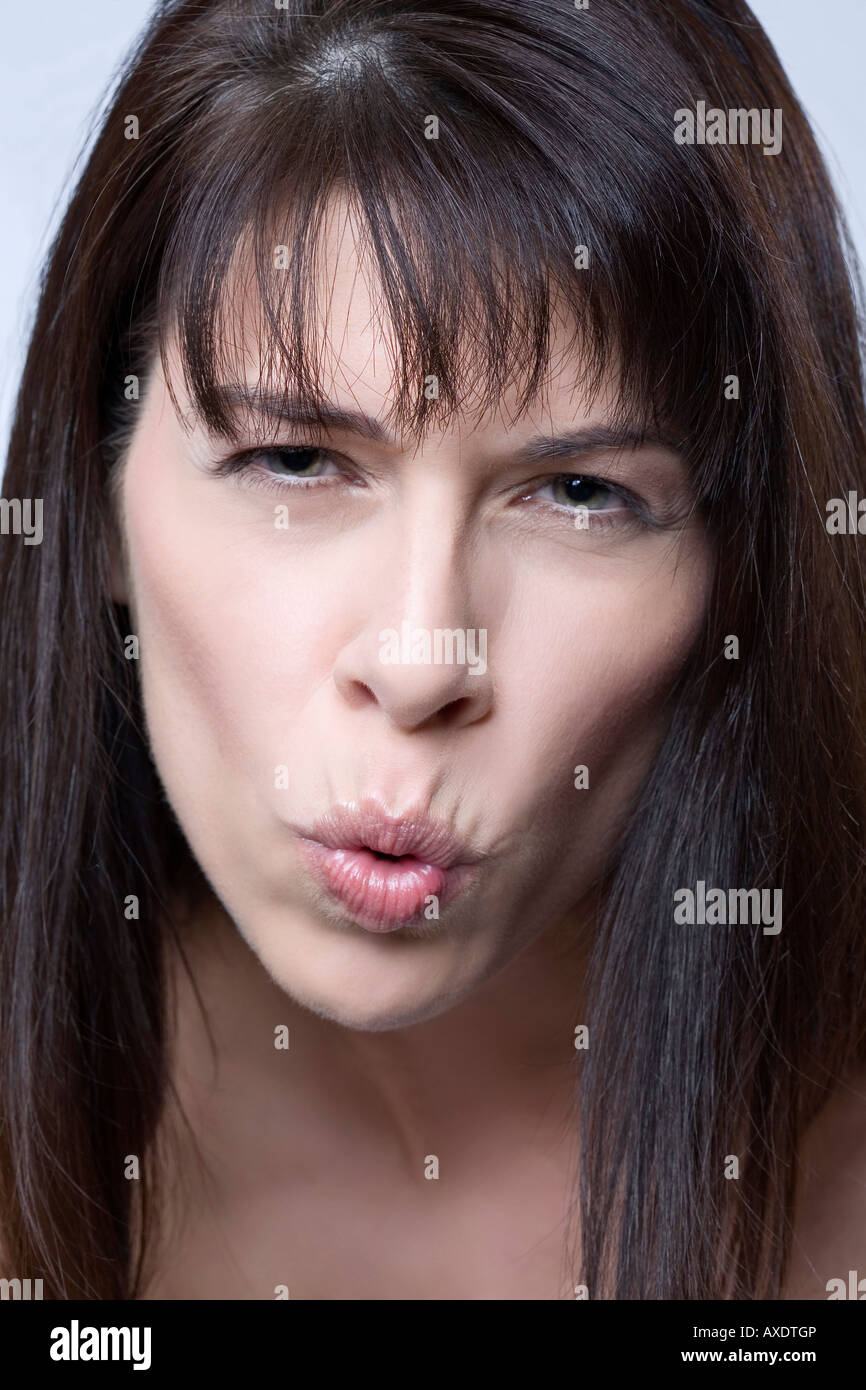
top-left (115, 192), bottom-right (720, 1297)
top-left (784, 1071), bottom-right (866, 1300)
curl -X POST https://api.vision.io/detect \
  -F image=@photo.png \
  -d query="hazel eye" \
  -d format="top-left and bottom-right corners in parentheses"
top-left (208, 443), bottom-right (353, 492)
top-left (540, 475), bottom-right (622, 511)
top-left (515, 470), bottom-right (654, 535)
top-left (254, 447), bottom-right (340, 480)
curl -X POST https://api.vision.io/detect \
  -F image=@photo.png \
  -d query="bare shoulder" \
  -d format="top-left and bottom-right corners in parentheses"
top-left (783, 1062), bottom-right (866, 1299)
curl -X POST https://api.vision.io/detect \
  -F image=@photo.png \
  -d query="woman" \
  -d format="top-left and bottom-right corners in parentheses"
top-left (1, 0), bottom-right (865, 1300)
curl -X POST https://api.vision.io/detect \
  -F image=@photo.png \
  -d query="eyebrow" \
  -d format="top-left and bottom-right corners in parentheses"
top-left (209, 384), bottom-right (683, 465)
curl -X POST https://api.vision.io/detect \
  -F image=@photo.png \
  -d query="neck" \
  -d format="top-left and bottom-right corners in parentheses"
top-left (163, 890), bottom-right (591, 1163)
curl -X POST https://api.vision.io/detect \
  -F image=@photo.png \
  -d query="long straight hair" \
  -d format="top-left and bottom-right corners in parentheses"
top-left (2, 0), bottom-right (865, 1299)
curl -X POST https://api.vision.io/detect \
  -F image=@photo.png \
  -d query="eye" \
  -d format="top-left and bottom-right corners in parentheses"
top-left (522, 472), bottom-right (647, 531)
top-left (537, 475), bottom-right (622, 511)
top-left (244, 446), bottom-right (342, 482)
top-left (210, 445), bottom-right (355, 492)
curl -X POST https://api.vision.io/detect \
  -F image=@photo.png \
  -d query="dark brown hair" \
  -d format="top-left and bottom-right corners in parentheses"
top-left (2, 0), bottom-right (865, 1298)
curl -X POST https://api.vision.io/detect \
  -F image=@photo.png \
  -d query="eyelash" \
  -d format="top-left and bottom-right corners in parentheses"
top-left (210, 445), bottom-right (653, 533)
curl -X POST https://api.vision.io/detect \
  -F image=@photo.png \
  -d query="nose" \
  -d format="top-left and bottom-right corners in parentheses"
top-left (332, 520), bottom-right (494, 733)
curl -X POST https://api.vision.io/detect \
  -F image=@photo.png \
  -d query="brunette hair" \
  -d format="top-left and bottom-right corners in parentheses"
top-left (2, 0), bottom-right (865, 1299)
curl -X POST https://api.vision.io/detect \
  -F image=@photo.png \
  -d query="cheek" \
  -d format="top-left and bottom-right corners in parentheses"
top-left (499, 539), bottom-right (712, 806)
top-left (119, 446), bottom-right (309, 779)
top-left (119, 447), bottom-right (378, 809)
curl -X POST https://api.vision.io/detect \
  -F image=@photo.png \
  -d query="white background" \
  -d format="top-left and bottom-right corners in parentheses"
top-left (1, 0), bottom-right (864, 458)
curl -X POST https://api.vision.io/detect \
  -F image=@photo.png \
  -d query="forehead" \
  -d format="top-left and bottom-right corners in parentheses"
top-left (163, 188), bottom-right (623, 446)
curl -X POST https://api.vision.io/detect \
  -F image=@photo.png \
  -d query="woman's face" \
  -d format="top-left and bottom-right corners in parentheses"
top-left (116, 196), bottom-right (712, 1030)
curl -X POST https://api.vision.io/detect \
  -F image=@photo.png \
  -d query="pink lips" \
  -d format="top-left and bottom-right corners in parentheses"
top-left (293, 801), bottom-right (483, 932)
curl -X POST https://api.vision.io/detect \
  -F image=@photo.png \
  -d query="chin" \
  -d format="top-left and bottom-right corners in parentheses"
top-left (286, 972), bottom-right (469, 1033)
top-left (246, 907), bottom-right (478, 1031)
top-left (301, 993), bottom-right (457, 1032)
